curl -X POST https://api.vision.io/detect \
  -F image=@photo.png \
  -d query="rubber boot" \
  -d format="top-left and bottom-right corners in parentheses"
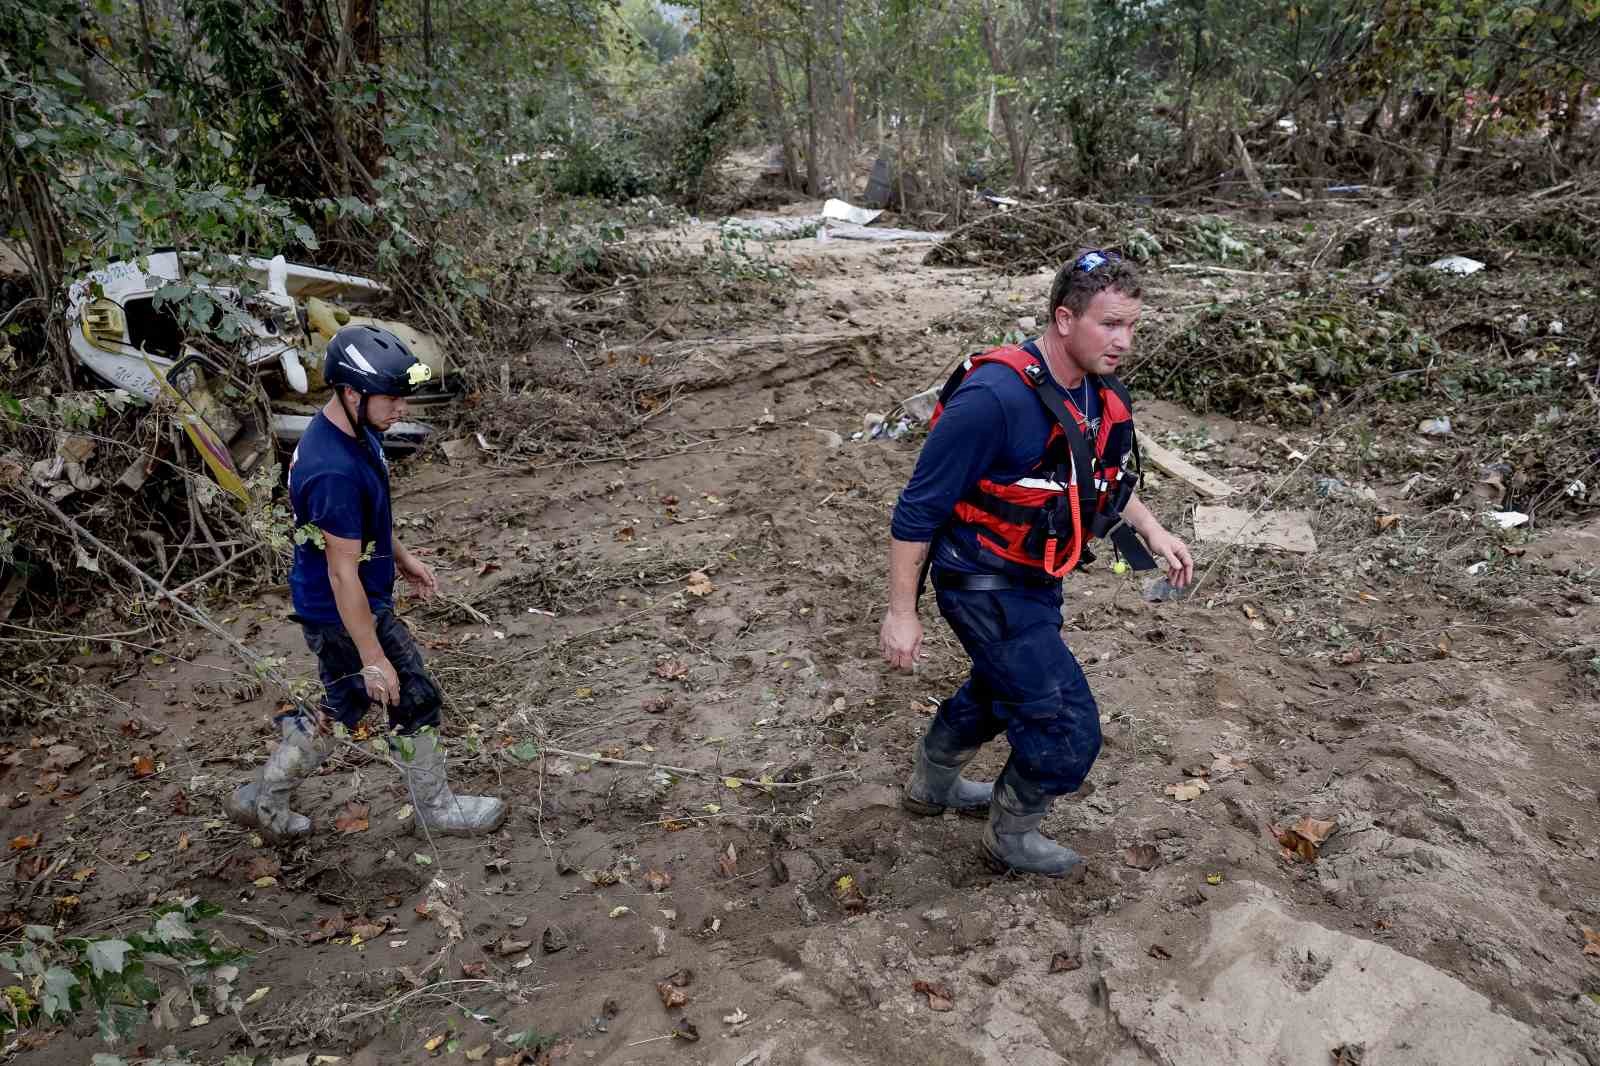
top-left (980, 759), bottom-right (1087, 880)
top-left (901, 718), bottom-right (993, 817)
top-left (225, 716), bottom-right (328, 841)
top-left (400, 731), bottom-right (508, 836)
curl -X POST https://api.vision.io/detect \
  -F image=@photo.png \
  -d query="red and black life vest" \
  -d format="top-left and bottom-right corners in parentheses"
top-left (929, 345), bottom-right (1141, 577)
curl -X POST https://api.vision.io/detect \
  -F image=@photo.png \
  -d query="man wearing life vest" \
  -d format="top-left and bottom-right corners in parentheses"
top-left (880, 251), bottom-right (1194, 879)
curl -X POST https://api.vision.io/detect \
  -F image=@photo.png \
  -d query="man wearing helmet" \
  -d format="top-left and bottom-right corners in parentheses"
top-left (227, 324), bottom-right (508, 840)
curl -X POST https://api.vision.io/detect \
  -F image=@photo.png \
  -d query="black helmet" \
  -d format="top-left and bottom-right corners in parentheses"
top-left (324, 324), bottom-right (434, 397)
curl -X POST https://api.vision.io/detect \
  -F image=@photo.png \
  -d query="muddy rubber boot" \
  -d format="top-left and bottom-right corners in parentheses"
top-left (980, 760), bottom-right (1087, 881)
top-left (901, 719), bottom-right (993, 817)
top-left (400, 731), bottom-right (508, 836)
top-left (225, 716), bottom-right (328, 841)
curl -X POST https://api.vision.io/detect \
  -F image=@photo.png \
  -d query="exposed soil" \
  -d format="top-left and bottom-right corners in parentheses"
top-left (4, 199), bottom-right (1600, 1065)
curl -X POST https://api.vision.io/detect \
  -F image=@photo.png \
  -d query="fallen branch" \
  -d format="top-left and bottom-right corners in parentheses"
top-left (534, 746), bottom-right (855, 791)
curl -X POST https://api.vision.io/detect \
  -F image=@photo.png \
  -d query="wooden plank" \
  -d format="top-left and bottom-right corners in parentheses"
top-left (1139, 437), bottom-right (1235, 498)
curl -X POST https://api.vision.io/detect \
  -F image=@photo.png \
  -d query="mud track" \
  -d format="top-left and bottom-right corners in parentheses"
top-left (8, 218), bottom-right (1600, 1065)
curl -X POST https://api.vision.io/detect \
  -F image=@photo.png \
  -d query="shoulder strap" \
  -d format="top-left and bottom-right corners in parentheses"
top-left (1029, 375), bottom-right (1099, 511)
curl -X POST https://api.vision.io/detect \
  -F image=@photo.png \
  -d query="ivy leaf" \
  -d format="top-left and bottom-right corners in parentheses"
top-left (293, 223), bottom-right (319, 249)
top-left (12, 131), bottom-right (35, 149)
top-left (41, 966), bottom-right (79, 1019)
top-left (87, 938), bottom-right (134, 977)
top-left (153, 911), bottom-right (195, 944)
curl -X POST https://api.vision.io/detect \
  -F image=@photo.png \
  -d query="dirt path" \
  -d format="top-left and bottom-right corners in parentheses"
top-left (8, 210), bottom-right (1600, 1065)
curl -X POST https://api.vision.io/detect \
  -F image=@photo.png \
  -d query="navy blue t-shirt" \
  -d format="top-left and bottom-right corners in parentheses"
top-left (890, 340), bottom-right (1101, 576)
top-left (287, 411), bottom-right (395, 625)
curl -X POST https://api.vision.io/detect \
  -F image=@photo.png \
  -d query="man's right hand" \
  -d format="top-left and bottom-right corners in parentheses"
top-left (362, 655), bottom-right (400, 708)
top-left (879, 610), bottom-right (924, 671)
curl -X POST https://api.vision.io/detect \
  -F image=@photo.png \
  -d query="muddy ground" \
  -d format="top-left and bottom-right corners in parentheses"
top-left (4, 199), bottom-right (1600, 1065)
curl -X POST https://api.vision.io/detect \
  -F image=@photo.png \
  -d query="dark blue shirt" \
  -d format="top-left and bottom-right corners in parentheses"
top-left (890, 340), bottom-right (1100, 576)
top-left (287, 411), bottom-right (395, 625)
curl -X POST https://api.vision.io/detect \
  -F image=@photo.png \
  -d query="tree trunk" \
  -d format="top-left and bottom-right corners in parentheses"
top-left (761, 34), bottom-right (801, 189)
top-left (979, 2), bottom-right (1027, 189)
top-left (346, 0), bottom-right (383, 180)
top-left (805, 52), bottom-right (822, 196)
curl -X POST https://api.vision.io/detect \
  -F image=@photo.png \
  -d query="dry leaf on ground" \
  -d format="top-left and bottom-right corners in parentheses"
top-left (718, 843), bottom-right (737, 877)
top-left (333, 802), bottom-right (370, 834)
top-left (1164, 779), bottom-right (1211, 802)
top-left (491, 935), bottom-right (532, 957)
top-left (644, 868), bottom-right (672, 892)
top-left (41, 744), bottom-right (86, 772)
top-left (1275, 816), bottom-right (1338, 862)
top-left (1122, 845), bottom-right (1160, 870)
top-left (8, 832), bottom-right (40, 851)
top-left (684, 571), bottom-right (714, 597)
top-left (912, 979), bottom-right (954, 1011)
top-left (1581, 926), bottom-right (1600, 957)
top-left (657, 981), bottom-right (690, 1009)
top-left (655, 659), bottom-right (689, 681)
top-left (1048, 953), bottom-right (1081, 973)
top-left (131, 754), bottom-right (157, 778)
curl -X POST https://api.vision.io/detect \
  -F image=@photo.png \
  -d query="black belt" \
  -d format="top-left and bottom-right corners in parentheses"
top-left (930, 568), bottom-right (1058, 592)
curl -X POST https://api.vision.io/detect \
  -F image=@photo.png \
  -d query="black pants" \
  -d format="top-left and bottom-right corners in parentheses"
top-left (293, 608), bottom-right (442, 735)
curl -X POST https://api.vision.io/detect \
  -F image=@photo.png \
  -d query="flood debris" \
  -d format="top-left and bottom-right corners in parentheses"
top-left (1139, 437), bottom-right (1235, 498)
top-left (1193, 505), bottom-right (1318, 554)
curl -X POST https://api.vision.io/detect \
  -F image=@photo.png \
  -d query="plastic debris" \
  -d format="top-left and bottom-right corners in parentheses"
top-left (1489, 511), bottom-right (1529, 529)
top-left (1416, 417), bottom-right (1453, 436)
top-left (1427, 255), bottom-right (1484, 275)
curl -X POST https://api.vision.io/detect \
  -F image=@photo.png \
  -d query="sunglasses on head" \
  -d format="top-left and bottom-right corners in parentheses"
top-left (1073, 250), bottom-right (1121, 274)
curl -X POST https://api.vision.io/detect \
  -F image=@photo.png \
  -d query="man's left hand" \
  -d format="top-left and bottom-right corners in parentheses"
top-left (1145, 529), bottom-right (1195, 588)
top-left (396, 547), bottom-right (438, 600)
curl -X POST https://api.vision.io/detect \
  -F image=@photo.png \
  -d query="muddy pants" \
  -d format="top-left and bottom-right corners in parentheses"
top-left (284, 608), bottom-right (443, 735)
top-left (931, 581), bottom-right (1101, 796)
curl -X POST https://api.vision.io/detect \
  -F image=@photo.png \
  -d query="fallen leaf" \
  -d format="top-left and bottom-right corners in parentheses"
top-left (132, 850), bottom-right (152, 863)
top-left (464, 1046), bottom-right (490, 1062)
top-left (253, 876), bottom-right (278, 888)
top-left (9, 832), bottom-right (40, 851)
top-left (833, 874), bottom-right (867, 914)
top-left (462, 960), bottom-right (488, 978)
top-left (177, 832), bottom-right (190, 851)
top-left (1275, 816), bottom-right (1338, 862)
top-left (15, 853), bottom-right (47, 879)
top-left (671, 1020), bottom-right (700, 1042)
top-left (659, 494), bottom-right (679, 506)
top-left (722, 776), bottom-right (742, 790)
top-left (70, 866), bottom-right (95, 883)
top-left (1164, 779), bottom-right (1211, 802)
top-left (491, 935), bottom-right (531, 957)
top-left (1206, 874), bottom-right (1224, 886)
top-left (34, 771), bottom-right (61, 794)
top-left (657, 981), bottom-right (690, 1009)
top-left (423, 1033), bottom-right (446, 1052)
top-left (1582, 926), bottom-right (1600, 958)
top-left (333, 802), bottom-right (370, 834)
top-left (243, 855), bottom-right (281, 881)
top-left (643, 695), bottom-right (673, 714)
top-left (131, 754), bottom-right (157, 778)
top-left (608, 906), bottom-right (631, 918)
top-left (41, 744), bottom-right (86, 772)
top-left (1375, 513), bottom-right (1401, 531)
top-left (655, 659), bottom-right (689, 681)
top-left (582, 867), bottom-right (620, 886)
top-left (1122, 844), bottom-right (1160, 871)
top-left (644, 869), bottom-right (673, 893)
top-left (1048, 953), bottom-right (1081, 973)
top-left (718, 842), bottom-right (738, 878)
top-left (912, 979), bottom-right (954, 1011)
top-left (349, 919), bottom-right (387, 939)
top-left (684, 571), bottom-right (714, 597)
top-left (1209, 753), bottom-right (1249, 779)
top-left (614, 526), bottom-right (635, 543)
top-left (245, 986), bottom-right (271, 1005)
top-left (305, 915), bottom-right (350, 944)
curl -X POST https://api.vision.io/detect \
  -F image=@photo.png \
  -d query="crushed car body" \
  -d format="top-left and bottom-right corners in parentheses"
top-left (64, 251), bottom-right (452, 484)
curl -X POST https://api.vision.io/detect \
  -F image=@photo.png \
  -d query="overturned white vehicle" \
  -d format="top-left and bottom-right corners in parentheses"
top-left (65, 251), bottom-right (452, 482)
